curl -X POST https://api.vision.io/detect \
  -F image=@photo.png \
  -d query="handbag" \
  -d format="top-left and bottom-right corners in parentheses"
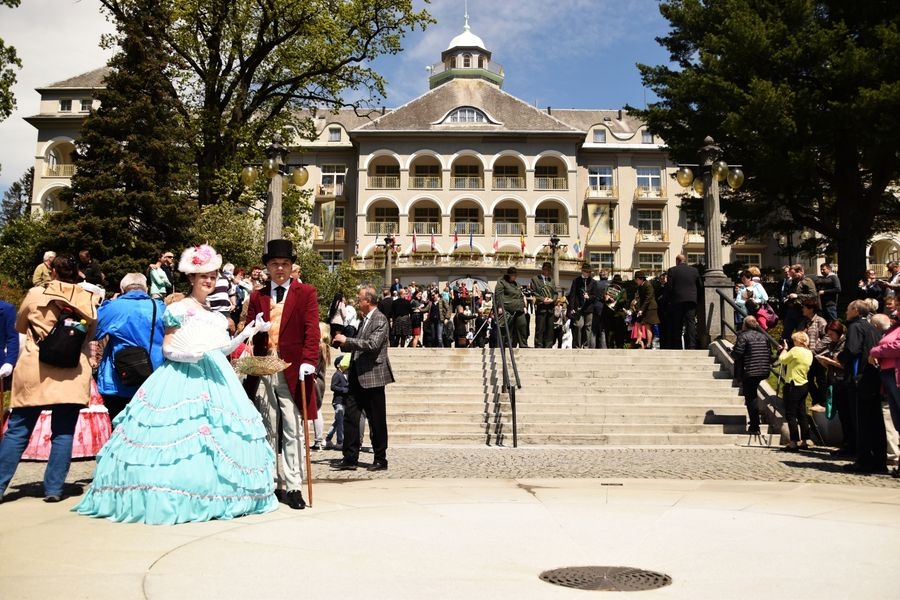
top-left (30, 305), bottom-right (88, 369)
top-left (113, 299), bottom-right (157, 386)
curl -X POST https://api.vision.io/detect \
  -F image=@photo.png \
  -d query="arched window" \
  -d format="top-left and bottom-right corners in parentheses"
top-left (463, 53), bottom-right (472, 68)
top-left (445, 107), bottom-right (488, 124)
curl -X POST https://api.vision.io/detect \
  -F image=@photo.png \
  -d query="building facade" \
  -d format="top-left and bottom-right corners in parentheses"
top-left (26, 23), bottom-right (898, 285)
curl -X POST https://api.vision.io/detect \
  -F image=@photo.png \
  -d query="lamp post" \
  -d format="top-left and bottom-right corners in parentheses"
top-left (773, 230), bottom-right (812, 267)
top-left (548, 232), bottom-right (561, 289)
top-left (673, 136), bottom-right (745, 345)
top-left (240, 132), bottom-right (309, 244)
top-left (383, 233), bottom-right (396, 287)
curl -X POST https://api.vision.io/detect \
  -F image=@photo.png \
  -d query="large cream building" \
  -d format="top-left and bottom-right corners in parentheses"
top-left (25, 20), bottom-right (897, 285)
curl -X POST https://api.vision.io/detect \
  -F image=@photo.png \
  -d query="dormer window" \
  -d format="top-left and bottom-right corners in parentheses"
top-left (328, 127), bottom-right (341, 142)
top-left (80, 98), bottom-right (92, 112)
top-left (593, 130), bottom-right (607, 143)
top-left (446, 107), bottom-right (488, 123)
top-left (641, 130), bottom-right (654, 144)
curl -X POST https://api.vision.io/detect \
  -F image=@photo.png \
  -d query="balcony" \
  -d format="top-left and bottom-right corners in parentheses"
top-left (316, 182), bottom-right (345, 198)
top-left (634, 230), bottom-right (670, 247)
top-left (534, 222), bottom-right (569, 236)
top-left (312, 226), bottom-right (346, 242)
top-left (365, 221), bottom-right (398, 236)
top-left (450, 176), bottom-right (483, 190)
top-left (589, 231), bottom-right (621, 247)
top-left (450, 221), bottom-right (483, 235)
top-left (492, 176), bottom-right (525, 190)
top-left (683, 231), bottom-right (705, 248)
top-left (409, 222), bottom-right (441, 235)
top-left (585, 185), bottom-right (617, 200)
top-left (633, 186), bottom-right (667, 204)
top-left (732, 236), bottom-right (768, 249)
top-left (493, 222), bottom-right (525, 236)
top-left (45, 164), bottom-right (75, 177)
top-left (367, 175), bottom-right (399, 189)
top-left (534, 176), bottom-right (568, 191)
top-left (410, 176), bottom-right (442, 190)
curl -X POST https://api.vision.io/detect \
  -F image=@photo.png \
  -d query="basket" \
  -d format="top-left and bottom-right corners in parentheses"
top-left (232, 355), bottom-right (291, 376)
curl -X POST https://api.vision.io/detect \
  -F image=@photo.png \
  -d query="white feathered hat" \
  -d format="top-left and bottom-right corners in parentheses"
top-left (178, 244), bottom-right (223, 274)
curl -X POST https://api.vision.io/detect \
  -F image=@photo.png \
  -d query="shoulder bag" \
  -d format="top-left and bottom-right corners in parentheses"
top-left (113, 300), bottom-right (157, 386)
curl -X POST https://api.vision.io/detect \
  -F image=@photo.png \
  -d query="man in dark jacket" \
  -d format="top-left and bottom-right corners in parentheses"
top-left (815, 262), bottom-right (841, 322)
top-left (567, 263), bottom-right (601, 348)
top-left (731, 315), bottom-right (771, 434)
top-left (839, 300), bottom-right (886, 474)
top-left (782, 264), bottom-right (819, 344)
top-left (664, 254), bottom-right (702, 349)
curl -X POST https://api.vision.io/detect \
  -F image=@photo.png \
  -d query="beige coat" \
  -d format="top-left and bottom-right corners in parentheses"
top-left (11, 282), bottom-right (100, 409)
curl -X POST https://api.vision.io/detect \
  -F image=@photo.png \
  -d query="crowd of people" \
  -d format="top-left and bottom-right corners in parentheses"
top-left (0, 239), bottom-right (393, 524)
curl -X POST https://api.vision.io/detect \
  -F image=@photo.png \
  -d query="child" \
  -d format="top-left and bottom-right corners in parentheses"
top-left (325, 354), bottom-right (351, 450)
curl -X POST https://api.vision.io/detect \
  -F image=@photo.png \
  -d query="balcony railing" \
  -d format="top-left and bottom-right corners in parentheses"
top-left (634, 186), bottom-right (665, 199)
top-left (635, 231), bottom-right (669, 244)
top-left (410, 176), bottom-right (442, 190)
top-left (317, 182), bottom-right (345, 197)
top-left (312, 226), bottom-right (346, 242)
top-left (732, 236), bottom-right (767, 247)
top-left (366, 221), bottom-right (398, 235)
top-left (450, 221), bottom-right (483, 235)
top-left (534, 176), bottom-right (568, 191)
top-left (492, 176), bottom-right (525, 190)
top-left (683, 231), bottom-right (705, 246)
top-left (585, 185), bottom-right (617, 199)
top-left (534, 222), bottom-right (569, 236)
top-left (45, 164), bottom-right (75, 177)
top-left (494, 222), bottom-right (525, 236)
top-left (409, 222), bottom-right (442, 235)
top-left (367, 175), bottom-right (400, 189)
top-left (450, 176), bottom-right (483, 190)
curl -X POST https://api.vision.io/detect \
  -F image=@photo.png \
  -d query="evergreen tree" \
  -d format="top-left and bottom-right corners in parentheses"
top-left (0, 166), bottom-right (32, 227)
top-left (631, 0), bottom-right (900, 300)
top-left (50, 0), bottom-right (197, 288)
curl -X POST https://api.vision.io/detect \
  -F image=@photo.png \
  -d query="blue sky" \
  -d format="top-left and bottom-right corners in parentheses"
top-left (0, 0), bottom-right (671, 195)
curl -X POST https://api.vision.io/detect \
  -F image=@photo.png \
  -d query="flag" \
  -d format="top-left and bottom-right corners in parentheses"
top-left (469, 229), bottom-right (474, 249)
top-left (492, 234), bottom-right (499, 252)
top-left (453, 231), bottom-right (459, 250)
top-left (354, 238), bottom-right (359, 255)
top-left (520, 232), bottom-right (526, 255)
top-left (412, 232), bottom-right (417, 252)
top-left (573, 239), bottom-right (582, 258)
top-left (430, 229), bottom-right (436, 251)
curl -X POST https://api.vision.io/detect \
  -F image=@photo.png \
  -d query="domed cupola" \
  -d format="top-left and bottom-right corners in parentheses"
top-left (428, 12), bottom-right (504, 90)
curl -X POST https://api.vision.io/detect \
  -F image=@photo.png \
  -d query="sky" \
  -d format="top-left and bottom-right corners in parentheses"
top-left (0, 0), bottom-right (671, 196)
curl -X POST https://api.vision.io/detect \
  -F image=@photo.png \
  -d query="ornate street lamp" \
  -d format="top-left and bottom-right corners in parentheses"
top-left (773, 229), bottom-right (812, 266)
top-left (548, 232), bottom-right (561, 289)
top-left (240, 133), bottom-right (309, 243)
top-left (383, 233), bottom-right (396, 287)
top-left (674, 136), bottom-right (745, 344)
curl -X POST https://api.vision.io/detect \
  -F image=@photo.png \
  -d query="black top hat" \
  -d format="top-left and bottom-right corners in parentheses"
top-left (541, 261), bottom-right (552, 269)
top-left (506, 267), bottom-right (518, 275)
top-left (262, 239), bottom-right (296, 264)
top-left (581, 263), bottom-right (592, 272)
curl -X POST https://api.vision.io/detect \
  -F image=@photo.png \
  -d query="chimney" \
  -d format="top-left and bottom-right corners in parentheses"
top-left (547, 106), bottom-right (552, 115)
top-left (381, 106), bottom-right (385, 115)
top-left (618, 109), bottom-right (624, 120)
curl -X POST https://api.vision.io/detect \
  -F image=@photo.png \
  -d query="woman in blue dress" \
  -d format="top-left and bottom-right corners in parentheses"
top-left (75, 244), bottom-right (277, 524)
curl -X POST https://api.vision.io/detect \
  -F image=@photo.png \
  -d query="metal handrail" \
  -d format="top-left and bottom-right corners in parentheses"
top-left (491, 285), bottom-right (522, 447)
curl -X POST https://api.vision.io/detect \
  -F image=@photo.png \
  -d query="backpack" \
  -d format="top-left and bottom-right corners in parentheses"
top-left (758, 302), bottom-right (779, 328)
top-left (31, 305), bottom-right (88, 368)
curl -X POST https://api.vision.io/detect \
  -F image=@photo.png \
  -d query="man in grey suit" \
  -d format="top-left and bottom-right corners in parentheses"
top-left (331, 286), bottom-right (395, 471)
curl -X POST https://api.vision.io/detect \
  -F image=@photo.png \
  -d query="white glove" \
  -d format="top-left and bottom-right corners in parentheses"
top-left (298, 363), bottom-right (316, 379)
top-left (254, 313), bottom-right (272, 333)
top-left (0, 363), bottom-right (12, 378)
top-left (220, 322), bottom-right (257, 355)
top-left (162, 345), bottom-right (204, 363)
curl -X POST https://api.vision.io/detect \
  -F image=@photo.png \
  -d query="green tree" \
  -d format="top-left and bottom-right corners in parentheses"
top-left (0, 166), bottom-right (32, 227)
top-left (50, 0), bottom-right (198, 288)
top-left (98, 0), bottom-right (434, 207)
top-left (631, 0), bottom-right (900, 301)
top-left (0, 212), bottom-right (47, 290)
top-left (188, 201), bottom-right (264, 279)
top-left (0, 0), bottom-right (22, 174)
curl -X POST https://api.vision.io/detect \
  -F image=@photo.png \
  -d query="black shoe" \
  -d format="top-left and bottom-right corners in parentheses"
top-left (43, 495), bottom-right (62, 503)
top-left (747, 428), bottom-right (761, 435)
top-left (892, 467), bottom-right (900, 479)
top-left (367, 461), bottom-right (388, 472)
top-left (333, 460), bottom-right (358, 471)
top-left (843, 462), bottom-right (887, 475)
top-left (285, 490), bottom-right (306, 510)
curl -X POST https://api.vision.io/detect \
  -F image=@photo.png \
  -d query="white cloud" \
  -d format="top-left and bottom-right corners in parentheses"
top-left (0, 0), bottom-right (115, 191)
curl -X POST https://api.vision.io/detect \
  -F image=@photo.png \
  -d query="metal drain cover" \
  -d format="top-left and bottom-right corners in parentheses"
top-left (539, 566), bottom-right (672, 591)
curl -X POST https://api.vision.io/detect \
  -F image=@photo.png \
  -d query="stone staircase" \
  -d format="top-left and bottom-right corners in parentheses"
top-left (382, 347), bottom-right (748, 446)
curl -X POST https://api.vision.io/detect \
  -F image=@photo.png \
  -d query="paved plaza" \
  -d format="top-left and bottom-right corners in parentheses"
top-left (2, 446), bottom-right (899, 599)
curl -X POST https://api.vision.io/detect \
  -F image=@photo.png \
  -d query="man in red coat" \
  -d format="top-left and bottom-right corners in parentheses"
top-left (245, 239), bottom-right (319, 510)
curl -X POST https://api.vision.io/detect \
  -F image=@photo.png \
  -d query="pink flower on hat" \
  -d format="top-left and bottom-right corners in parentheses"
top-left (192, 244), bottom-right (214, 266)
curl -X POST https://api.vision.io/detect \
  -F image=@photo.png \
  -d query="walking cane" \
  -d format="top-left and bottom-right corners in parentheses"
top-left (299, 373), bottom-right (314, 508)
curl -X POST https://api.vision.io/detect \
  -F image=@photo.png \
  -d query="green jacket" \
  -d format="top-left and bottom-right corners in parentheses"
top-left (494, 276), bottom-right (525, 312)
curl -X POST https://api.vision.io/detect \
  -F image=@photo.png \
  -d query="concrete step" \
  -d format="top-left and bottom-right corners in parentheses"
top-left (387, 390), bottom-right (741, 404)
top-left (385, 432), bottom-right (750, 445)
